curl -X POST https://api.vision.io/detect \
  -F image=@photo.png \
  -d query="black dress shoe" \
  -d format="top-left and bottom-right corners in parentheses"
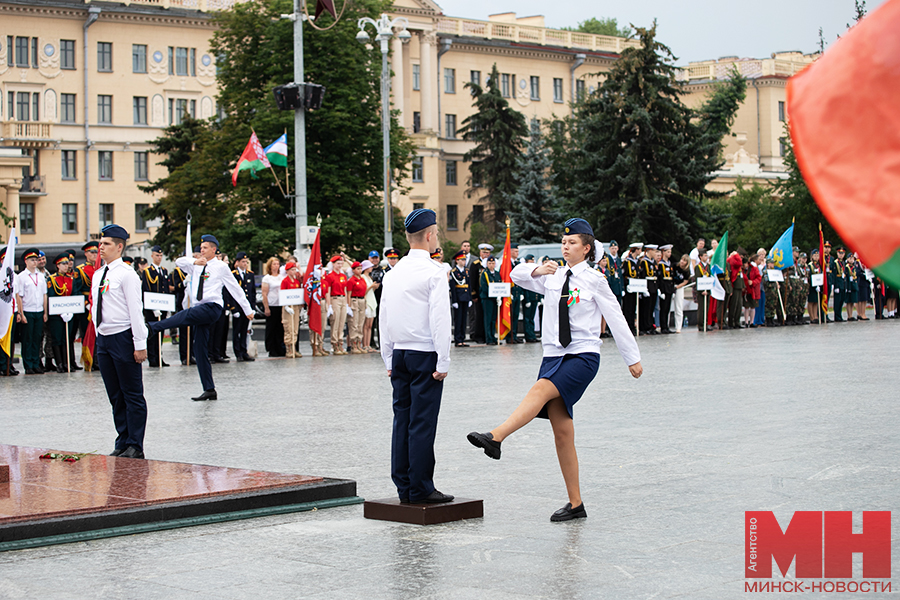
top-left (420, 490), bottom-right (454, 504)
top-left (467, 431), bottom-right (501, 460)
top-left (119, 446), bottom-right (145, 459)
top-left (192, 389), bottom-right (218, 401)
top-left (550, 502), bottom-right (587, 522)
top-left (109, 448), bottom-right (125, 456)
top-left (212, 356), bottom-right (229, 364)
top-left (25, 368), bottom-right (35, 375)
top-left (161, 361), bottom-right (170, 367)
top-left (399, 497), bottom-right (410, 504)
top-left (241, 355), bottom-right (255, 362)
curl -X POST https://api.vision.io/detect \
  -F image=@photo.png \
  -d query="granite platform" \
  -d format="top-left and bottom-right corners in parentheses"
top-left (0, 444), bottom-right (360, 551)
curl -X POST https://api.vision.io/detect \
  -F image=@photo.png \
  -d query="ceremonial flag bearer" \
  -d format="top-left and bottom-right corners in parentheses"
top-left (91, 225), bottom-right (149, 458)
top-left (380, 208), bottom-right (454, 504)
top-left (467, 218), bottom-right (643, 521)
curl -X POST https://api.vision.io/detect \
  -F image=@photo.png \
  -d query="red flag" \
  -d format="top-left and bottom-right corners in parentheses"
top-left (498, 224), bottom-right (512, 340)
top-left (81, 250), bottom-right (103, 370)
top-left (231, 132), bottom-right (271, 187)
top-left (302, 229), bottom-right (323, 336)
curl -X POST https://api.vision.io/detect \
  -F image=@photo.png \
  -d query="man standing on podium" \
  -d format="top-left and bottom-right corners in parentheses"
top-left (148, 234), bottom-right (254, 401)
top-left (380, 208), bottom-right (454, 504)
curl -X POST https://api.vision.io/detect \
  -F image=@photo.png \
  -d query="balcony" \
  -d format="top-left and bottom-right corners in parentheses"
top-left (86, 0), bottom-right (243, 11)
top-left (1, 121), bottom-right (55, 149)
top-left (20, 174), bottom-right (46, 196)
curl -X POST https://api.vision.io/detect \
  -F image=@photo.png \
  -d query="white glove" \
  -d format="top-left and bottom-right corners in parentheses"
top-left (232, 311), bottom-right (240, 317)
top-left (327, 305), bottom-right (334, 318)
top-left (468, 301), bottom-right (472, 307)
top-left (452, 302), bottom-right (459, 309)
top-left (525, 302), bottom-right (532, 308)
top-left (658, 290), bottom-right (664, 298)
top-left (346, 306), bottom-right (353, 317)
top-left (153, 310), bottom-right (161, 318)
top-left (285, 306), bottom-right (294, 315)
top-left (61, 313), bottom-right (73, 323)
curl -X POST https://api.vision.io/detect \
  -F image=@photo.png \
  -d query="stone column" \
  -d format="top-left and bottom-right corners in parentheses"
top-left (419, 31), bottom-right (436, 132)
top-left (391, 35), bottom-right (405, 127)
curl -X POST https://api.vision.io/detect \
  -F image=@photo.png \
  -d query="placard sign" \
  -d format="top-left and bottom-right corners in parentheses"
top-left (627, 278), bottom-right (648, 294)
top-left (143, 292), bottom-right (176, 312)
top-left (767, 269), bottom-right (785, 282)
top-left (865, 269), bottom-right (874, 281)
top-left (279, 288), bottom-right (305, 306)
top-left (696, 276), bottom-right (715, 291)
top-left (488, 282), bottom-right (511, 298)
top-left (810, 273), bottom-right (825, 287)
top-left (48, 295), bottom-right (85, 316)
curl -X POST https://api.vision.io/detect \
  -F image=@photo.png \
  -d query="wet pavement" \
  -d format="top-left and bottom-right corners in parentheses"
top-left (1, 318), bottom-right (898, 599)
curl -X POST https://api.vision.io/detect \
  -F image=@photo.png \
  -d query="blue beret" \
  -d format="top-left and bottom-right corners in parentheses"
top-left (609, 240), bottom-right (618, 246)
top-left (563, 218), bottom-right (593, 237)
top-left (404, 208), bottom-right (436, 234)
top-left (524, 254), bottom-right (535, 261)
top-left (151, 245), bottom-right (162, 253)
top-left (368, 250), bottom-right (379, 258)
top-left (235, 251), bottom-right (247, 260)
top-left (486, 255), bottom-right (496, 262)
top-left (510, 243), bottom-right (519, 249)
top-left (38, 250), bottom-right (46, 257)
top-left (101, 224), bottom-right (130, 240)
top-left (193, 245), bottom-right (202, 253)
top-left (122, 256), bottom-right (133, 263)
top-left (200, 234), bottom-right (219, 247)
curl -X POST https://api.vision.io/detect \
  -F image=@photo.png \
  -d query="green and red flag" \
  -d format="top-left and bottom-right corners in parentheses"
top-left (498, 223), bottom-right (512, 340)
top-left (231, 132), bottom-right (271, 186)
top-left (788, 0), bottom-right (900, 287)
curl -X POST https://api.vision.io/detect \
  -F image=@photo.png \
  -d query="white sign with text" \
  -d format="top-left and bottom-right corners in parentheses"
top-left (627, 278), bottom-right (648, 294)
top-left (488, 282), bottom-right (511, 298)
top-left (143, 292), bottom-right (176, 312)
top-left (767, 269), bottom-right (785, 282)
top-left (279, 288), bottom-right (305, 306)
top-left (696, 276), bottom-right (715, 291)
top-left (48, 295), bottom-right (85, 316)
top-left (811, 273), bottom-right (825, 287)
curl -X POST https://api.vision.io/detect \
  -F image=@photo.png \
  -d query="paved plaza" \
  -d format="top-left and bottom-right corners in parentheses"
top-left (1, 319), bottom-right (899, 599)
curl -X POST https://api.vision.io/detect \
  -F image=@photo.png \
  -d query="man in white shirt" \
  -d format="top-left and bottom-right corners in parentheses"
top-left (91, 225), bottom-right (149, 458)
top-left (14, 248), bottom-right (47, 374)
top-left (148, 234), bottom-right (254, 401)
top-left (380, 208), bottom-right (454, 504)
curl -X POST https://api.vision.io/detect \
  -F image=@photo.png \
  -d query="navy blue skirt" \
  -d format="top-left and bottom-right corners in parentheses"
top-left (536, 353), bottom-right (600, 419)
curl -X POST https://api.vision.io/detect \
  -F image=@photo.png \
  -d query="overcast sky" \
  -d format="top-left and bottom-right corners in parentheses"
top-left (434, 0), bottom-right (888, 64)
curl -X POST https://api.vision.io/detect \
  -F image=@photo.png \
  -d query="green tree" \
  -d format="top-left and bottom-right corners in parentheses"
top-left (707, 178), bottom-right (781, 252)
top-left (543, 113), bottom-right (580, 205)
top-left (562, 17), bottom-right (631, 38)
top-left (569, 22), bottom-right (732, 250)
top-left (458, 63), bottom-right (528, 233)
top-left (696, 67), bottom-right (747, 162)
top-left (508, 119), bottom-right (563, 243)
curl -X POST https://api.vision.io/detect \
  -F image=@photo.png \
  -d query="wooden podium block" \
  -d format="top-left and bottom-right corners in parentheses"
top-left (364, 497), bottom-right (483, 525)
top-left (0, 464), bottom-right (8, 483)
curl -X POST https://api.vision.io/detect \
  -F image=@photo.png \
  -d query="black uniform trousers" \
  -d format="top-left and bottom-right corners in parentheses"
top-left (833, 287), bottom-right (845, 321)
top-left (21, 312), bottom-right (44, 371)
top-left (143, 310), bottom-right (164, 366)
top-left (211, 309), bottom-right (229, 359)
top-left (265, 307), bottom-right (285, 357)
top-left (452, 303), bottom-right (468, 344)
top-left (96, 330), bottom-right (147, 451)
top-left (390, 350), bottom-right (443, 503)
top-left (232, 313), bottom-right (250, 358)
top-left (508, 294), bottom-right (521, 341)
top-left (151, 302), bottom-right (221, 391)
top-left (622, 293), bottom-right (638, 335)
top-left (638, 294), bottom-right (655, 332)
top-left (471, 300), bottom-right (485, 343)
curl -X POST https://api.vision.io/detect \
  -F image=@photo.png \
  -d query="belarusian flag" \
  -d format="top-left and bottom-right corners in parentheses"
top-left (232, 132), bottom-right (271, 186)
top-left (708, 231), bottom-right (728, 301)
top-left (264, 133), bottom-right (288, 168)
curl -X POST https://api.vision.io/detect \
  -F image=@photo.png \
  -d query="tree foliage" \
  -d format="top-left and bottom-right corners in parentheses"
top-left (562, 17), bottom-right (631, 38)
top-left (696, 67), bottom-right (747, 162)
top-left (508, 119), bottom-right (563, 244)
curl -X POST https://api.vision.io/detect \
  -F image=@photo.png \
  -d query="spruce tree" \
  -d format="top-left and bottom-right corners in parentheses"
top-left (508, 119), bottom-right (563, 244)
top-left (458, 64), bottom-right (528, 232)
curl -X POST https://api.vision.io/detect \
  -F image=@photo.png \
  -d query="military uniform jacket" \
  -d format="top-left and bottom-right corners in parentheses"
top-left (657, 261), bottom-right (675, 296)
top-left (232, 268), bottom-right (257, 313)
top-left (606, 256), bottom-right (624, 297)
top-left (141, 264), bottom-right (169, 297)
top-left (846, 262), bottom-right (859, 292)
top-left (623, 257), bottom-right (640, 281)
top-left (48, 272), bottom-right (80, 299)
top-left (479, 269), bottom-right (500, 299)
top-left (640, 257), bottom-right (658, 295)
top-left (468, 258), bottom-right (484, 299)
top-left (74, 263), bottom-right (95, 300)
top-left (449, 267), bottom-right (472, 304)
top-left (832, 259), bottom-right (846, 294)
top-left (172, 267), bottom-right (188, 311)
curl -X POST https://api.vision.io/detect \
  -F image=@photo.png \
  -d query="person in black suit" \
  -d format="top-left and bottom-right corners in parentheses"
top-left (449, 250), bottom-right (471, 347)
top-left (468, 244), bottom-right (492, 344)
top-left (231, 251), bottom-right (256, 361)
top-left (141, 245), bottom-right (170, 367)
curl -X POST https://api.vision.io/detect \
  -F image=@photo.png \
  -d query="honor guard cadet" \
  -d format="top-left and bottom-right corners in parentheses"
top-left (14, 248), bottom-right (47, 374)
top-left (91, 225), bottom-right (149, 459)
top-left (639, 244), bottom-right (658, 334)
top-left (47, 253), bottom-right (82, 372)
top-left (468, 244), bottom-right (492, 344)
top-left (622, 243), bottom-right (641, 335)
top-left (657, 245), bottom-right (675, 334)
top-left (231, 251), bottom-right (257, 361)
top-left (832, 245), bottom-right (847, 321)
top-left (141, 245), bottom-right (170, 367)
top-left (605, 241), bottom-right (624, 303)
top-left (479, 256), bottom-right (501, 345)
top-left (379, 208), bottom-right (454, 504)
top-left (148, 234), bottom-right (254, 401)
top-left (449, 250), bottom-right (472, 347)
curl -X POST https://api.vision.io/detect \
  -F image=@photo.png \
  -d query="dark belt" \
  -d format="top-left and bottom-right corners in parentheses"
top-left (351, 296), bottom-right (365, 299)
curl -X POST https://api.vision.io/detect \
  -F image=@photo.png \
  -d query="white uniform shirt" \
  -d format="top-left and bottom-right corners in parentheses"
top-left (379, 249), bottom-right (452, 373)
top-left (511, 259), bottom-right (641, 366)
top-left (90, 258), bottom-right (148, 350)
top-left (14, 268), bottom-right (46, 312)
top-left (175, 256), bottom-right (254, 317)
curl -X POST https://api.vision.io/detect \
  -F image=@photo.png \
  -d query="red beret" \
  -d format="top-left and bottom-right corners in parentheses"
top-left (285, 261), bottom-right (296, 271)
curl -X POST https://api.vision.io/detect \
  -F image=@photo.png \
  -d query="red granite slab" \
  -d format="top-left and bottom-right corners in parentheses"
top-left (0, 444), bottom-right (323, 524)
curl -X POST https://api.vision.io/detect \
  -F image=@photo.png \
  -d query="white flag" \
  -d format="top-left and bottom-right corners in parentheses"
top-left (1, 226), bottom-right (18, 358)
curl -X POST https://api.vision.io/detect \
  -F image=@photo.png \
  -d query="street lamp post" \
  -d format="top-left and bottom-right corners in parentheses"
top-left (356, 14), bottom-right (411, 251)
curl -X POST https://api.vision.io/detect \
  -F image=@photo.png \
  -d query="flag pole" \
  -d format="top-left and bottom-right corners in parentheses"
top-left (284, 128), bottom-right (290, 198)
top-left (186, 210), bottom-right (191, 363)
top-left (776, 282), bottom-right (786, 325)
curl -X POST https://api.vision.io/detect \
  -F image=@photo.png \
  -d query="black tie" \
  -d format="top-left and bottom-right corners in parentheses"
top-left (96, 266), bottom-right (109, 326)
top-left (197, 265), bottom-right (207, 301)
top-left (559, 269), bottom-right (572, 347)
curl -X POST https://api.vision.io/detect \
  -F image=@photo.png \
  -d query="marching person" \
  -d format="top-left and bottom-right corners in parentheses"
top-left (91, 225), bottom-right (148, 459)
top-left (479, 256), bottom-right (500, 345)
top-left (231, 251), bottom-right (256, 361)
top-left (379, 208), bottom-right (454, 505)
top-left (14, 248), bottom-right (48, 374)
top-left (467, 218), bottom-right (642, 522)
top-left (141, 245), bottom-right (170, 368)
top-left (148, 235), bottom-right (254, 401)
top-left (280, 261), bottom-right (303, 358)
top-left (831, 246), bottom-right (847, 322)
top-left (449, 250), bottom-right (471, 347)
top-left (46, 253), bottom-right (81, 373)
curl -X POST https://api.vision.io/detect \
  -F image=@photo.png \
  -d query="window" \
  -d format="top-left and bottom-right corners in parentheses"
top-left (445, 161), bottom-right (457, 185)
top-left (576, 79), bottom-right (586, 101)
top-left (413, 111), bottom-right (421, 133)
top-left (445, 114), bottom-right (456, 139)
top-left (61, 150), bottom-right (76, 180)
top-left (168, 46), bottom-right (174, 76)
top-left (60, 40), bottom-right (75, 70)
top-left (6, 92), bottom-right (12, 120)
top-left (412, 203), bottom-right (424, 211)
top-left (412, 64), bottom-right (420, 90)
top-left (61, 94), bottom-right (76, 123)
top-left (190, 48), bottom-right (196, 77)
top-left (553, 78), bottom-right (563, 103)
top-left (530, 76), bottom-right (540, 100)
top-left (99, 204), bottom-right (114, 229)
top-left (501, 73), bottom-right (511, 98)
top-left (15, 37), bottom-right (29, 67)
top-left (444, 68), bottom-right (455, 93)
top-left (779, 138), bottom-right (787, 157)
top-left (132, 44), bottom-right (146, 73)
top-left (190, 99), bottom-right (196, 118)
top-left (471, 205), bottom-right (484, 224)
top-left (175, 47), bottom-right (189, 76)
top-left (778, 101), bottom-right (786, 122)
top-left (135, 203), bottom-right (149, 232)
top-left (470, 70), bottom-right (481, 88)
top-left (411, 157), bottom-right (423, 183)
top-left (62, 204), bottom-right (78, 233)
top-left (19, 203), bottom-right (35, 234)
top-left (174, 99), bottom-right (188, 125)
top-left (31, 38), bottom-right (38, 68)
top-left (134, 152), bottom-right (148, 181)
top-left (98, 151), bottom-right (113, 180)
top-left (98, 95), bottom-right (112, 124)
top-left (446, 205), bottom-right (458, 230)
top-left (471, 162), bottom-right (482, 187)
top-left (6, 37), bottom-right (12, 68)
top-left (133, 97), bottom-right (147, 125)
top-left (16, 92), bottom-right (29, 121)
top-left (97, 42), bottom-right (112, 72)
top-left (32, 93), bottom-right (39, 121)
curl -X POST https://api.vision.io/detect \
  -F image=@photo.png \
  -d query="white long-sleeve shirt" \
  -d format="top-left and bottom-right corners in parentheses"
top-left (379, 249), bottom-right (452, 373)
top-left (175, 256), bottom-right (254, 317)
top-left (511, 259), bottom-right (641, 366)
top-left (90, 258), bottom-right (148, 350)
